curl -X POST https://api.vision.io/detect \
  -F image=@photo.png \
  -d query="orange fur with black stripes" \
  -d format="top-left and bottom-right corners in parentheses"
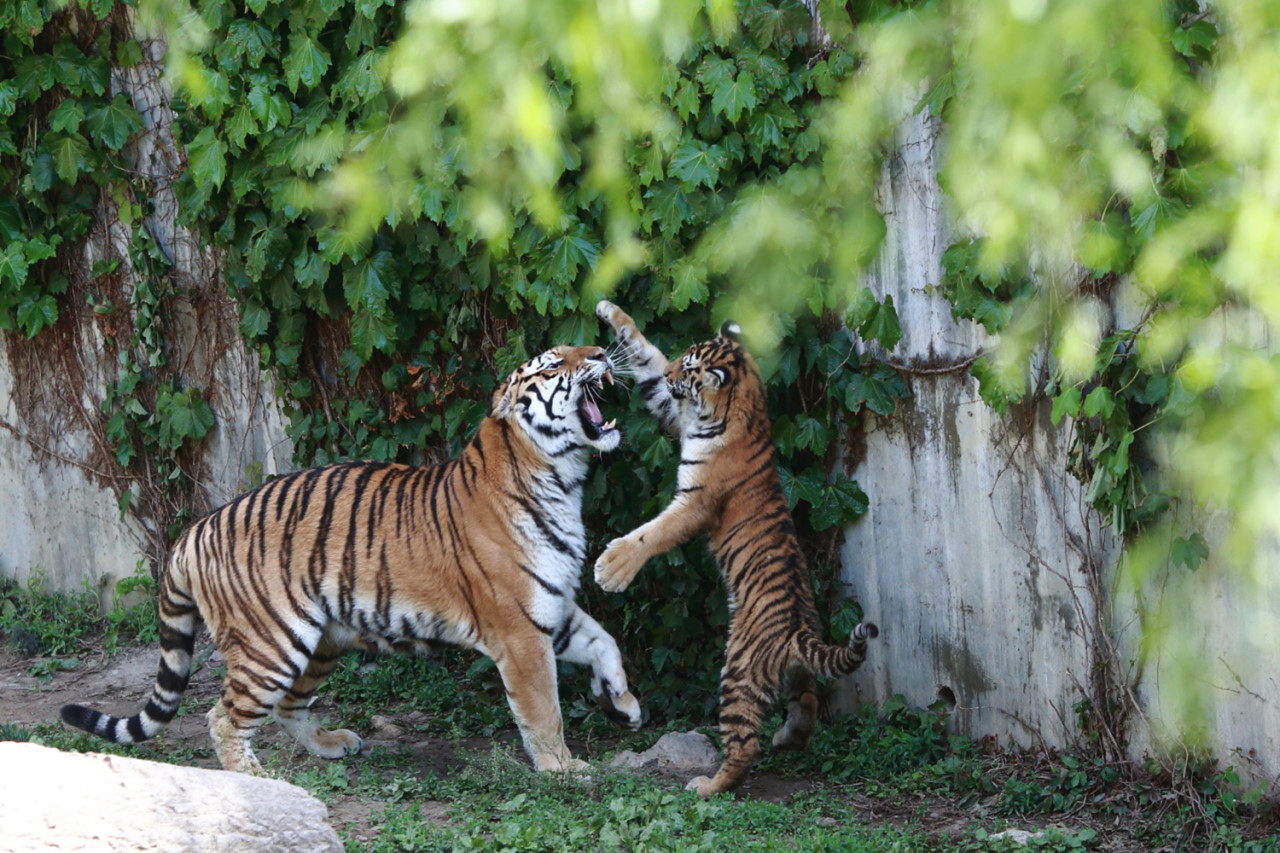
top-left (594, 301), bottom-right (877, 795)
top-left (61, 345), bottom-right (641, 774)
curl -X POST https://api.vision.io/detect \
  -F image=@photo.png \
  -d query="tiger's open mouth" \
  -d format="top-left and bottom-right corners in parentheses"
top-left (578, 370), bottom-right (618, 442)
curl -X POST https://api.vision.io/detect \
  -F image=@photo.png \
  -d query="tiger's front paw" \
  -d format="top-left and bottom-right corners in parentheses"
top-left (595, 300), bottom-right (631, 339)
top-left (594, 536), bottom-right (644, 592)
top-left (595, 299), bottom-right (619, 326)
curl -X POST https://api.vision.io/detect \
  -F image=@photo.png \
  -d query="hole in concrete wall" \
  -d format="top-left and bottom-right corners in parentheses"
top-left (936, 685), bottom-right (957, 710)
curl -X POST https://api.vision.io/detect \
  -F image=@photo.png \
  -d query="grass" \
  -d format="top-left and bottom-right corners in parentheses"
top-left (0, 566), bottom-right (159, 673)
top-left (311, 748), bottom-right (931, 853)
top-left (290, 655), bottom-right (1280, 853)
top-left (323, 648), bottom-right (649, 745)
top-left (8, 658), bottom-right (1280, 853)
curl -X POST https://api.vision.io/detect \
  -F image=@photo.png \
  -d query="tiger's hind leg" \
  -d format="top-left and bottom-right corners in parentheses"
top-left (686, 636), bottom-right (773, 796)
top-left (206, 623), bottom-right (325, 774)
top-left (771, 662), bottom-right (818, 751)
top-left (553, 605), bottom-right (642, 730)
top-left (273, 634), bottom-right (363, 760)
top-left (208, 697), bottom-right (266, 775)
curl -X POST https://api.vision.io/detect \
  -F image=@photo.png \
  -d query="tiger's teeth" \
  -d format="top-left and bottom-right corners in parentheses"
top-left (604, 370), bottom-right (614, 386)
top-left (603, 419), bottom-right (616, 430)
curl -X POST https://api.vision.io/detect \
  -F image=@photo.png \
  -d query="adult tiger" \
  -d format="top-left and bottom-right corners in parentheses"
top-left (594, 300), bottom-right (877, 795)
top-left (61, 345), bottom-right (641, 774)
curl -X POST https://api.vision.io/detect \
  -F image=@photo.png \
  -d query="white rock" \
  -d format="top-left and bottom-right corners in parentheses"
top-left (368, 715), bottom-right (404, 737)
top-left (990, 828), bottom-right (1044, 845)
top-left (609, 731), bottom-right (719, 775)
top-left (0, 742), bottom-right (342, 852)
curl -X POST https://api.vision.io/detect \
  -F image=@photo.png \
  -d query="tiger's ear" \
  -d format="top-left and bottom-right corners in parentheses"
top-left (718, 320), bottom-right (741, 341)
top-left (491, 381), bottom-right (518, 418)
top-left (704, 366), bottom-right (728, 390)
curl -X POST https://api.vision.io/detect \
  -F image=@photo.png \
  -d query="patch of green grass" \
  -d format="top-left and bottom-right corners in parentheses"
top-left (0, 565), bottom-right (160, 671)
top-left (762, 693), bottom-right (954, 785)
top-left (0, 571), bottom-right (102, 660)
top-left (337, 748), bottom-right (928, 853)
top-left (0, 722), bottom-right (33, 742)
top-left (752, 695), bottom-right (1280, 852)
top-left (361, 742), bottom-right (422, 770)
top-left (325, 651), bottom-right (512, 737)
top-left (957, 827), bottom-right (1102, 852)
top-left (359, 802), bottom-right (454, 853)
top-left (103, 566), bottom-right (160, 647)
top-left (293, 761), bottom-right (359, 802)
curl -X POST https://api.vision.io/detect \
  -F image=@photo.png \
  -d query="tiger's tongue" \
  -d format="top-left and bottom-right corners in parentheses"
top-left (582, 397), bottom-right (603, 426)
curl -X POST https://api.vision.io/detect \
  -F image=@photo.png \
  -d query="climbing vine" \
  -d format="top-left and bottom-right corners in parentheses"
top-left (0, 3), bottom-right (130, 337)
top-left (0, 2), bottom-right (218, 566)
top-left (1, 0), bottom-right (905, 719)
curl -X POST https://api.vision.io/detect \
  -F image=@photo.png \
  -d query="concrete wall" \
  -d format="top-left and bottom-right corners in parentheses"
top-left (1117, 530), bottom-right (1280, 787)
top-left (836, 108), bottom-right (1280, 786)
top-left (836, 109), bottom-right (1116, 748)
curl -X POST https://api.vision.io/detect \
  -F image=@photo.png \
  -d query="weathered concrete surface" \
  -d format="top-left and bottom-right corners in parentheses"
top-left (1116, 537), bottom-right (1280, 784)
top-left (0, 342), bottom-right (149, 596)
top-left (837, 109), bottom-right (1116, 747)
top-left (838, 107), bottom-right (1280, 785)
top-left (0, 742), bottom-right (341, 853)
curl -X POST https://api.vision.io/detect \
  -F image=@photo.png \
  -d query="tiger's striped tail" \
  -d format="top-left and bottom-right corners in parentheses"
top-left (796, 621), bottom-right (878, 679)
top-left (60, 555), bottom-right (200, 745)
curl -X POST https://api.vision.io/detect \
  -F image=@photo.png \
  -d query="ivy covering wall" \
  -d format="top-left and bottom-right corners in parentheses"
top-left (0, 0), bottom-right (904, 719)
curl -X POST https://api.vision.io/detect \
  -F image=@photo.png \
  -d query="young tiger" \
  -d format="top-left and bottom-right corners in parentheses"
top-left (61, 345), bottom-right (642, 775)
top-left (594, 300), bottom-right (878, 795)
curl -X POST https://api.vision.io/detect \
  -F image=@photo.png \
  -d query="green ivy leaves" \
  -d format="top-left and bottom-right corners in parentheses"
top-left (669, 139), bottom-right (727, 189)
top-left (88, 95), bottom-right (145, 151)
top-left (847, 289), bottom-right (903, 352)
top-left (227, 19), bottom-right (275, 69)
top-left (188, 127), bottom-right (228, 189)
top-left (705, 59), bottom-right (759, 123)
top-left (155, 388), bottom-right (216, 451)
top-left (0, 9), bottom-right (148, 339)
top-left (0, 243), bottom-right (29, 290)
top-left (284, 33), bottom-right (332, 93)
top-left (49, 132), bottom-right (93, 183)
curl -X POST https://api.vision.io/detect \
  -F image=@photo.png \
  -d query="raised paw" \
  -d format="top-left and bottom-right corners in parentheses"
top-left (594, 536), bottom-right (644, 592)
top-left (595, 299), bottom-right (634, 341)
top-left (595, 299), bottom-right (619, 325)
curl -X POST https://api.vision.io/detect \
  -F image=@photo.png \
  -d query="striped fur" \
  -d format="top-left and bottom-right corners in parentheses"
top-left (61, 345), bottom-right (641, 774)
top-left (594, 301), bottom-right (878, 795)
